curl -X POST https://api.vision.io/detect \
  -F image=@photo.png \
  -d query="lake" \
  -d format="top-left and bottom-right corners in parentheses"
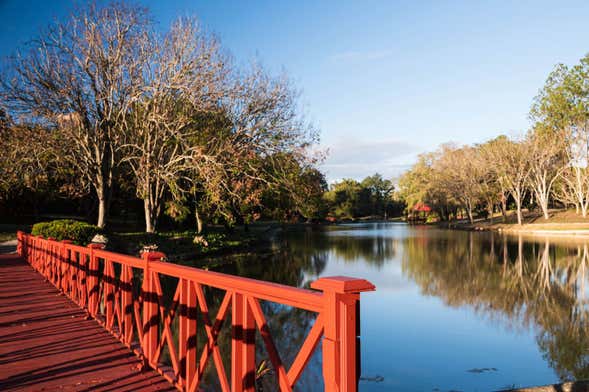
top-left (210, 222), bottom-right (589, 391)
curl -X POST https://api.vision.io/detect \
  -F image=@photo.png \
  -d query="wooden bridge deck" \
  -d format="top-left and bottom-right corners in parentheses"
top-left (0, 253), bottom-right (175, 392)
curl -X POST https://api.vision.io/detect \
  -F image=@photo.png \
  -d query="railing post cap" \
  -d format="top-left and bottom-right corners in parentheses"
top-left (87, 243), bottom-right (105, 249)
top-left (47, 237), bottom-right (57, 241)
top-left (141, 251), bottom-right (167, 262)
top-left (311, 276), bottom-right (375, 294)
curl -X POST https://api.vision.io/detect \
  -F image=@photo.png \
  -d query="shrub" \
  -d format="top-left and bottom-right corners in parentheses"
top-left (31, 219), bottom-right (101, 245)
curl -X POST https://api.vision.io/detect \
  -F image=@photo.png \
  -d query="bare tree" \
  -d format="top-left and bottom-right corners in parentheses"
top-left (477, 140), bottom-right (507, 221)
top-left (124, 23), bottom-right (316, 233)
top-left (211, 64), bottom-right (318, 227)
top-left (526, 127), bottom-right (566, 219)
top-left (123, 18), bottom-right (228, 232)
top-left (434, 145), bottom-right (481, 224)
top-left (1, 3), bottom-right (150, 227)
top-left (487, 136), bottom-right (531, 225)
top-left (0, 118), bottom-right (86, 209)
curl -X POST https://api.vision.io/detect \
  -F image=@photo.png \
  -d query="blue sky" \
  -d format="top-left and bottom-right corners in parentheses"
top-left (2, 1), bottom-right (589, 182)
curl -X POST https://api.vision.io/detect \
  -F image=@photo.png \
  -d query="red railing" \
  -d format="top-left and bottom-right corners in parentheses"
top-left (16, 231), bottom-right (375, 392)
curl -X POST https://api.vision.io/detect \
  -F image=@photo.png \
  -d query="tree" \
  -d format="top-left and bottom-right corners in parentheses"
top-left (531, 57), bottom-right (589, 217)
top-left (0, 122), bottom-right (85, 208)
top-left (398, 151), bottom-right (459, 221)
top-left (486, 136), bottom-right (531, 225)
top-left (361, 174), bottom-right (394, 218)
top-left (260, 158), bottom-right (328, 222)
top-left (478, 140), bottom-right (508, 221)
top-left (1, 2), bottom-right (150, 228)
top-left (192, 64), bottom-right (318, 229)
top-left (324, 179), bottom-right (363, 219)
top-left (435, 145), bottom-right (486, 224)
top-left (123, 17), bottom-right (228, 232)
top-left (473, 148), bottom-right (500, 220)
top-left (526, 126), bottom-right (566, 219)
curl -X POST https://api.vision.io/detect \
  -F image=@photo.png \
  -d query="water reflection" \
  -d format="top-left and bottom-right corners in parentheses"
top-left (402, 231), bottom-right (589, 382)
top-left (189, 225), bottom-right (589, 390)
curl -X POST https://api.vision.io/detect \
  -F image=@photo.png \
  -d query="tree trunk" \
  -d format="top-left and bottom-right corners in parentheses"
top-left (96, 179), bottom-right (110, 229)
top-left (486, 201), bottom-right (494, 221)
top-left (98, 196), bottom-right (107, 228)
top-left (539, 195), bottom-right (550, 220)
top-left (144, 198), bottom-right (156, 233)
top-left (466, 202), bottom-right (474, 224)
top-left (94, 153), bottom-right (114, 229)
top-left (195, 206), bottom-right (203, 234)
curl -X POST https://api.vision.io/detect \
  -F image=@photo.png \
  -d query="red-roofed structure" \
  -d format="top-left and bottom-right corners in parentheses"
top-left (413, 202), bottom-right (432, 212)
top-left (407, 202), bottom-right (432, 224)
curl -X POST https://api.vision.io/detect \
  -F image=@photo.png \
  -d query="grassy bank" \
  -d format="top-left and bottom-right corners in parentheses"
top-left (500, 379), bottom-right (589, 392)
top-left (0, 224), bottom-right (32, 242)
top-left (0, 221), bottom-right (279, 265)
top-left (441, 209), bottom-right (589, 236)
top-left (107, 227), bottom-right (270, 264)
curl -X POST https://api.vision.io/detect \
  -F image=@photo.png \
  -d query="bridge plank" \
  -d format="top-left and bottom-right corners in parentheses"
top-left (0, 253), bottom-right (176, 392)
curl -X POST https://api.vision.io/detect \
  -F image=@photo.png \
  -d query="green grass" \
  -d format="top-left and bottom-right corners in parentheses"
top-left (0, 224), bottom-right (31, 242)
top-left (0, 221), bottom-right (268, 264)
top-left (106, 228), bottom-right (263, 263)
top-left (0, 232), bottom-right (16, 242)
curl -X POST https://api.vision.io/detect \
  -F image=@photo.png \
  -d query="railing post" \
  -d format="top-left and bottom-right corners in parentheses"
top-left (87, 243), bottom-right (105, 317)
top-left (16, 231), bottom-right (24, 257)
top-left (231, 292), bottom-right (256, 392)
top-left (47, 238), bottom-right (57, 283)
top-left (31, 236), bottom-right (39, 270)
top-left (121, 265), bottom-right (133, 346)
top-left (179, 279), bottom-right (197, 388)
top-left (38, 236), bottom-right (46, 273)
top-left (141, 250), bottom-right (166, 366)
top-left (61, 240), bottom-right (73, 294)
top-left (311, 277), bottom-right (375, 392)
top-left (105, 259), bottom-right (114, 329)
top-left (31, 235), bottom-right (38, 269)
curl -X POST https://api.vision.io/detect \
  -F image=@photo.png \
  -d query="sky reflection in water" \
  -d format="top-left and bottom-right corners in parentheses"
top-left (219, 222), bottom-right (589, 391)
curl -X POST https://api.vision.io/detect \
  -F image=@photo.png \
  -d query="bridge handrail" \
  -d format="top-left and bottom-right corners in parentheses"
top-left (16, 231), bottom-right (375, 392)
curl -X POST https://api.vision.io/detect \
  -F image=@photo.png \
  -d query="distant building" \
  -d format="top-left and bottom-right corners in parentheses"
top-left (408, 202), bottom-right (431, 223)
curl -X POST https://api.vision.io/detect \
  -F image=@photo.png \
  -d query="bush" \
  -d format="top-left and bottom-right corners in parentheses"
top-left (31, 219), bottom-right (101, 245)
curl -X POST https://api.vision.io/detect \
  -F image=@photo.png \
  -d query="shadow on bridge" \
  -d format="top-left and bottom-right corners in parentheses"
top-left (0, 253), bottom-right (175, 392)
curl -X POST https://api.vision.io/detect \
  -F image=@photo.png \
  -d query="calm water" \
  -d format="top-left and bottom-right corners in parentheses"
top-left (209, 222), bottom-right (589, 391)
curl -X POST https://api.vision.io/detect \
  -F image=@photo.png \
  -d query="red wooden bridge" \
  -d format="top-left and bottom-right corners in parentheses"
top-left (0, 232), bottom-right (374, 391)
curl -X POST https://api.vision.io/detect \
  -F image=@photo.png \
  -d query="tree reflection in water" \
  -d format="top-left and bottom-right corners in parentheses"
top-left (402, 231), bottom-right (589, 382)
top-left (203, 225), bottom-right (398, 390)
top-left (160, 225), bottom-right (589, 389)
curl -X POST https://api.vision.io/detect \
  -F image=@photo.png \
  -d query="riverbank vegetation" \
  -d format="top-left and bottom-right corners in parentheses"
top-left (323, 174), bottom-right (405, 220)
top-left (0, 2), bottom-right (405, 250)
top-left (0, 2), bottom-right (323, 234)
top-left (403, 231), bottom-right (589, 382)
top-left (399, 53), bottom-right (589, 226)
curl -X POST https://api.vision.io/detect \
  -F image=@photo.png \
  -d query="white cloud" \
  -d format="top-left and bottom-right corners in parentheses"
top-left (320, 139), bottom-right (419, 183)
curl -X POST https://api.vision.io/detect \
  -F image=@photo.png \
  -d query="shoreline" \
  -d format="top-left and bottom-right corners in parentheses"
top-left (438, 221), bottom-right (589, 238)
top-left (499, 379), bottom-right (589, 392)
